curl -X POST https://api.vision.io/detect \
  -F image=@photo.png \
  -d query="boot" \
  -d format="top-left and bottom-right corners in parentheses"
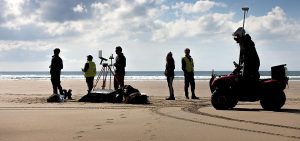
top-left (166, 97), bottom-right (175, 100)
top-left (191, 94), bottom-right (199, 99)
top-left (184, 87), bottom-right (189, 99)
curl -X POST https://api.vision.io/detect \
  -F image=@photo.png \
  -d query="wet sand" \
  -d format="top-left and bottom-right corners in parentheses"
top-left (0, 79), bottom-right (299, 141)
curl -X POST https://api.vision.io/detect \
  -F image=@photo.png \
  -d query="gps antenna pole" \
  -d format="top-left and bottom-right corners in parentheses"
top-left (242, 7), bottom-right (249, 31)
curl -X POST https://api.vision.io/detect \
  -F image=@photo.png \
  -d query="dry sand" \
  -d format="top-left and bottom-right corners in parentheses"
top-left (0, 79), bottom-right (299, 141)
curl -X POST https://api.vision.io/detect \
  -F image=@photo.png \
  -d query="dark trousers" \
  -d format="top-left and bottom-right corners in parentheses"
top-left (242, 65), bottom-right (260, 88)
top-left (114, 73), bottom-right (124, 90)
top-left (167, 76), bottom-right (174, 98)
top-left (86, 77), bottom-right (94, 94)
top-left (51, 74), bottom-right (63, 94)
top-left (184, 72), bottom-right (195, 97)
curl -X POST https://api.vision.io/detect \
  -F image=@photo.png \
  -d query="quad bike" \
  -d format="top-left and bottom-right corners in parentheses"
top-left (209, 62), bottom-right (288, 111)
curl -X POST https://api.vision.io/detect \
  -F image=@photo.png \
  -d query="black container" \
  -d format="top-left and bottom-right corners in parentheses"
top-left (271, 64), bottom-right (287, 80)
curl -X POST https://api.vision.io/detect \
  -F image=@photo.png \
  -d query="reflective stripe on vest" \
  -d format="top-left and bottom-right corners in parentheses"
top-left (183, 57), bottom-right (194, 72)
top-left (84, 61), bottom-right (96, 77)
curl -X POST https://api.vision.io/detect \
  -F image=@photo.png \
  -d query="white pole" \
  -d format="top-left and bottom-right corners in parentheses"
top-left (242, 7), bottom-right (249, 31)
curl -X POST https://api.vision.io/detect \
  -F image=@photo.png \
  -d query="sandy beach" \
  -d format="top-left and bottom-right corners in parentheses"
top-left (0, 79), bottom-right (299, 141)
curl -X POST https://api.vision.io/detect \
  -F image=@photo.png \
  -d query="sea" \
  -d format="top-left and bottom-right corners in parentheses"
top-left (0, 71), bottom-right (300, 80)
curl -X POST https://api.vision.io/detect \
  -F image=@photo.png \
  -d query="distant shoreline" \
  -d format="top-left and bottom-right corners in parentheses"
top-left (0, 71), bottom-right (299, 80)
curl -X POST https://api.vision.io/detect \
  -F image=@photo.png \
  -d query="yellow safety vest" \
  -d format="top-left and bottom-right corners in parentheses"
top-left (183, 56), bottom-right (194, 72)
top-left (84, 61), bottom-right (96, 77)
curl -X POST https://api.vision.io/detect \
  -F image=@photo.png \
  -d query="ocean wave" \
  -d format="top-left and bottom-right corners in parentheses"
top-left (0, 75), bottom-right (299, 80)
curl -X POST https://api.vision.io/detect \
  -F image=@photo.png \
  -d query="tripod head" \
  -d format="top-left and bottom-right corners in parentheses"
top-left (99, 57), bottom-right (108, 64)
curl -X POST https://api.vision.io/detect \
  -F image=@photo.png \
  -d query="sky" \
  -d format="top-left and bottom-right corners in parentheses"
top-left (0, 0), bottom-right (299, 71)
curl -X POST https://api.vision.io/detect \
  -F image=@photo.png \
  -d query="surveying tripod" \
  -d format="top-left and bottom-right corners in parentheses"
top-left (93, 55), bottom-right (120, 90)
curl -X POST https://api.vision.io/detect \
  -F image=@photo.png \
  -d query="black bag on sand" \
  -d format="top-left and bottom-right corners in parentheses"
top-left (78, 85), bottom-right (149, 104)
top-left (124, 92), bottom-right (149, 104)
top-left (47, 94), bottom-right (64, 102)
top-left (123, 85), bottom-right (149, 104)
top-left (78, 89), bottom-right (124, 103)
top-left (124, 85), bottom-right (139, 96)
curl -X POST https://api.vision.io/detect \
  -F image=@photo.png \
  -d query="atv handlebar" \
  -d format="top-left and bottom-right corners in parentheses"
top-left (232, 61), bottom-right (243, 75)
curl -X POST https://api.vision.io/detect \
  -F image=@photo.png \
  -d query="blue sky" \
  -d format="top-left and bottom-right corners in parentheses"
top-left (0, 0), bottom-right (299, 71)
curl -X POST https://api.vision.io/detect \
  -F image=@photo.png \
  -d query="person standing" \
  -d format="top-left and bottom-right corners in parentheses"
top-left (165, 52), bottom-right (175, 100)
top-left (82, 55), bottom-right (97, 94)
top-left (50, 48), bottom-right (63, 95)
top-left (114, 46), bottom-right (126, 90)
top-left (182, 48), bottom-right (199, 99)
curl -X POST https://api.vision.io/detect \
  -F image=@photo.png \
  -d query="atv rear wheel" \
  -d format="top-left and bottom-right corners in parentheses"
top-left (211, 90), bottom-right (237, 110)
top-left (260, 91), bottom-right (286, 111)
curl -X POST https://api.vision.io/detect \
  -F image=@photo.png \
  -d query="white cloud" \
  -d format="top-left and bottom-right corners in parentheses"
top-left (2, 0), bottom-right (25, 18)
top-left (245, 6), bottom-right (300, 42)
top-left (173, 0), bottom-right (226, 13)
top-left (0, 40), bottom-right (53, 51)
top-left (152, 12), bottom-right (235, 41)
top-left (73, 4), bottom-right (87, 13)
top-left (38, 21), bottom-right (84, 36)
top-left (91, 2), bottom-right (111, 14)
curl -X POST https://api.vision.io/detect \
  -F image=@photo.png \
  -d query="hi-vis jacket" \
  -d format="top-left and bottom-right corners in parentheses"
top-left (182, 56), bottom-right (194, 73)
top-left (84, 61), bottom-right (96, 77)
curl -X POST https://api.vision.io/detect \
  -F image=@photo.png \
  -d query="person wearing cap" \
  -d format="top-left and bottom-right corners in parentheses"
top-left (82, 55), bottom-right (96, 94)
top-left (165, 52), bottom-right (175, 100)
top-left (182, 48), bottom-right (199, 99)
top-left (233, 27), bottom-right (260, 86)
top-left (49, 48), bottom-right (63, 95)
top-left (114, 46), bottom-right (126, 90)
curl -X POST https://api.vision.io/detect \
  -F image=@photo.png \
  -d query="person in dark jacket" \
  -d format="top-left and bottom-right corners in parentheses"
top-left (165, 52), bottom-right (175, 100)
top-left (114, 46), bottom-right (126, 90)
top-left (182, 48), bottom-right (199, 99)
top-left (49, 48), bottom-right (63, 95)
top-left (233, 27), bottom-right (260, 86)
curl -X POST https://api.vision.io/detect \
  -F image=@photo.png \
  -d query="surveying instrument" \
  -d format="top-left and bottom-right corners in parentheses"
top-left (92, 50), bottom-right (119, 94)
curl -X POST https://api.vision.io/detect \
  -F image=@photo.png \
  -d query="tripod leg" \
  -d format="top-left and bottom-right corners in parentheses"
top-left (108, 66), bottom-right (123, 90)
top-left (93, 67), bottom-right (104, 90)
top-left (102, 67), bottom-right (109, 89)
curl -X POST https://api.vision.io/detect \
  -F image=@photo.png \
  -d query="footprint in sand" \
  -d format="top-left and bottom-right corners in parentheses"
top-left (73, 131), bottom-right (85, 139)
top-left (150, 134), bottom-right (156, 140)
top-left (144, 122), bottom-right (152, 127)
top-left (95, 125), bottom-right (102, 130)
top-left (76, 131), bottom-right (85, 134)
top-left (106, 118), bottom-right (114, 123)
top-left (73, 135), bottom-right (83, 140)
top-left (119, 114), bottom-right (127, 118)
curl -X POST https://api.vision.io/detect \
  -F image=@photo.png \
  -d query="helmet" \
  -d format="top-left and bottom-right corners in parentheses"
top-left (232, 27), bottom-right (245, 38)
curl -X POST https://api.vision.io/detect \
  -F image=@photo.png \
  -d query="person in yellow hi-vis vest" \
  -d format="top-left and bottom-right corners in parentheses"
top-left (82, 55), bottom-right (96, 94)
top-left (181, 48), bottom-right (199, 99)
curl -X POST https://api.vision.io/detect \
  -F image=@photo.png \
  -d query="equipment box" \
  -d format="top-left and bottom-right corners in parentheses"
top-left (271, 64), bottom-right (287, 80)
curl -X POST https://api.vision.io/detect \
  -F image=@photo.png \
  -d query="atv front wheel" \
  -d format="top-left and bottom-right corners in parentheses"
top-left (211, 90), bottom-right (236, 110)
top-left (260, 91), bottom-right (286, 111)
